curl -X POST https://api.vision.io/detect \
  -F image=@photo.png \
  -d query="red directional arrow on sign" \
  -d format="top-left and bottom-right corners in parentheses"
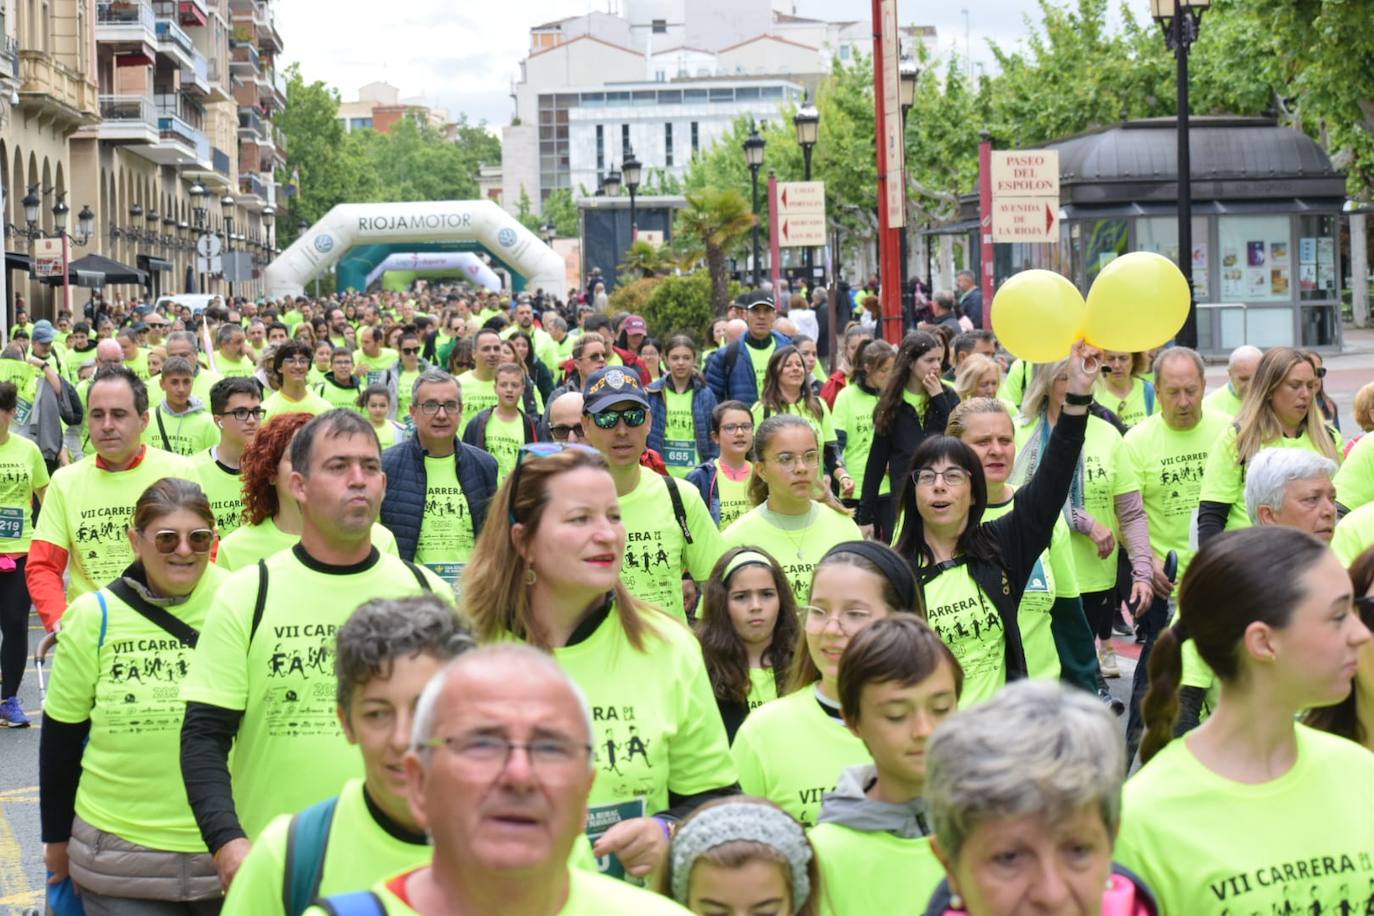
top-left (781, 188), bottom-right (789, 208)
top-left (782, 219), bottom-right (790, 241)
top-left (1045, 203), bottom-right (1055, 233)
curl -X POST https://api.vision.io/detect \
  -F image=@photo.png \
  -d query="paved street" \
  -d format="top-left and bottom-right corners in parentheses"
top-left (1, 331), bottom-right (1371, 913)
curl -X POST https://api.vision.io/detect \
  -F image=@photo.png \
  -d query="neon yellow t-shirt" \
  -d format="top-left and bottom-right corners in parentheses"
top-left (810, 818), bottom-right (945, 916)
top-left (747, 665), bottom-right (779, 711)
top-left (262, 387), bottom-right (334, 421)
top-left (661, 386), bottom-right (698, 478)
top-left (189, 448), bottom-right (245, 537)
top-left (215, 353), bottom-right (257, 380)
top-left (0, 359), bottom-right (39, 426)
top-left (1334, 430), bottom-right (1374, 512)
top-left (1116, 724), bottom-right (1374, 916)
top-left (44, 565), bottom-right (230, 851)
top-left (996, 358), bottom-right (1032, 410)
top-left (982, 495), bottom-right (1061, 681)
top-left (922, 563), bottom-right (1007, 706)
top-left (33, 447), bottom-right (195, 603)
top-left (180, 548), bottom-right (452, 839)
top-left (832, 384), bottom-right (887, 497)
top-left (455, 371), bottom-right (498, 431)
top-left (395, 367), bottom-right (422, 426)
top-left (1121, 411), bottom-right (1230, 577)
top-left (715, 461), bottom-right (752, 530)
top-left (751, 398), bottom-right (836, 450)
top-left (722, 502), bottom-right (863, 605)
top-left (314, 376), bottom-right (365, 413)
top-left (1331, 501), bottom-right (1374, 566)
top-left (303, 865), bottom-right (692, 916)
top-left (142, 404), bottom-right (219, 456)
top-left (123, 351), bottom-right (151, 380)
top-left (480, 411), bottom-right (525, 481)
top-left (550, 604), bottom-right (736, 818)
top-left (371, 420), bottom-right (404, 451)
top-left (0, 433), bottom-right (48, 552)
top-left (744, 339), bottom-right (776, 403)
top-left (1201, 425), bottom-right (1342, 532)
top-left (413, 455), bottom-right (476, 589)
top-left (1202, 382), bottom-right (1243, 419)
top-left (617, 468), bottom-right (724, 622)
top-left (189, 369), bottom-right (223, 407)
top-left (353, 348), bottom-right (397, 387)
top-left (732, 688), bottom-right (869, 827)
top-left (215, 517), bottom-right (397, 572)
top-left (1092, 376), bottom-right (1153, 429)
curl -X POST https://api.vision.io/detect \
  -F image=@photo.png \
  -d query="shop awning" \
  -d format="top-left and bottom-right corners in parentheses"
top-left (137, 255), bottom-right (173, 274)
top-left (4, 251), bottom-right (30, 272)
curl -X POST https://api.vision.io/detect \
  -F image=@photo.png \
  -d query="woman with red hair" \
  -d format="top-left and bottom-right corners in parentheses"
top-left (215, 412), bottom-right (398, 570)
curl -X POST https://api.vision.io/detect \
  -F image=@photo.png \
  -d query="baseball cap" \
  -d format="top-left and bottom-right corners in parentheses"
top-left (622, 315), bottom-right (647, 335)
top-left (742, 290), bottom-right (775, 311)
top-left (132, 321), bottom-right (149, 333)
top-left (582, 366), bottom-right (650, 414)
top-left (31, 320), bottom-right (55, 344)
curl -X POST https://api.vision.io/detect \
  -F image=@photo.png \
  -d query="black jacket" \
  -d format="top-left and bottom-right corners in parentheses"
top-left (858, 387), bottom-right (960, 525)
top-left (909, 410), bottom-right (1087, 684)
top-left (379, 434), bottom-right (499, 561)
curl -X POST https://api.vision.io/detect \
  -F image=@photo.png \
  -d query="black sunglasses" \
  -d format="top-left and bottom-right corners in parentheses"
top-left (590, 407), bottom-right (647, 430)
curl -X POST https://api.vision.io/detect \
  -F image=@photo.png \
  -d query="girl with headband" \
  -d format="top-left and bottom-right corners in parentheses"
top-left (697, 546), bottom-right (801, 743)
top-left (732, 540), bottom-right (925, 828)
top-left (660, 797), bottom-right (821, 915)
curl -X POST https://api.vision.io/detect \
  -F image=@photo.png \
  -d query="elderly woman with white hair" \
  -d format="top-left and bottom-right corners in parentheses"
top-left (920, 680), bottom-right (1160, 916)
top-left (1244, 447), bottom-right (1339, 542)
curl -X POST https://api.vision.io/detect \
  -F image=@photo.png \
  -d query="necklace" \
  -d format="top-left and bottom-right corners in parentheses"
top-left (763, 502), bottom-right (818, 559)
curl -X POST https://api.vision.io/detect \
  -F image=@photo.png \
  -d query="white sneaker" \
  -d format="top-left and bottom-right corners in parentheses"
top-left (1099, 643), bottom-right (1121, 679)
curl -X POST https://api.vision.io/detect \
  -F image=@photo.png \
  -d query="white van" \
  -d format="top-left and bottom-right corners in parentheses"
top-left (154, 294), bottom-right (219, 314)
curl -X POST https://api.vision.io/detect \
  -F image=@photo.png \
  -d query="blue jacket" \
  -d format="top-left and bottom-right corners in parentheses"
top-left (646, 375), bottom-right (718, 464)
top-left (704, 331), bottom-right (792, 405)
top-left (685, 458), bottom-right (722, 526)
top-left (380, 434), bottom-right (500, 561)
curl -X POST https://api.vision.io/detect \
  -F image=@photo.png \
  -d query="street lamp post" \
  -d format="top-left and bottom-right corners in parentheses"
top-left (622, 146), bottom-right (642, 244)
top-left (189, 182), bottom-right (208, 295)
top-left (221, 194), bottom-right (235, 301)
top-left (898, 58), bottom-right (919, 318)
top-left (743, 123), bottom-right (766, 287)
top-left (793, 93), bottom-right (820, 284)
top-left (1151, 0), bottom-right (1209, 349)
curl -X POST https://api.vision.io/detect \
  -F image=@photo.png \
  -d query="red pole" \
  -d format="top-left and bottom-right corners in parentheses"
top-left (873, 0), bottom-right (904, 344)
top-left (978, 136), bottom-right (995, 330)
top-left (768, 171), bottom-right (781, 295)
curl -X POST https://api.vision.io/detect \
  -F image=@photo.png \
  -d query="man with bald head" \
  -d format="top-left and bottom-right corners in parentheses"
top-left (544, 390), bottom-right (586, 444)
top-left (308, 645), bottom-right (687, 914)
top-left (1203, 344), bottom-right (1262, 419)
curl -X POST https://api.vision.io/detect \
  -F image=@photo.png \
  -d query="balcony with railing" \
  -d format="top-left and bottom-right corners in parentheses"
top-left (238, 170), bottom-right (267, 201)
top-left (175, 0), bottom-right (208, 27)
top-left (237, 104), bottom-right (261, 136)
top-left (21, 51), bottom-right (99, 128)
top-left (154, 16), bottom-right (195, 67)
top-left (258, 13), bottom-right (282, 53)
top-left (96, 0), bottom-right (157, 48)
top-left (213, 146), bottom-right (231, 177)
top-left (229, 38), bottom-right (259, 75)
top-left (86, 92), bottom-right (159, 142)
top-left (178, 47), bottom-right (209, 94)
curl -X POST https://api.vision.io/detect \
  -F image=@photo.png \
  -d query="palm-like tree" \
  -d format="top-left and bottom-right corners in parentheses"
top-left (674, 187), bottom-right (756, 313)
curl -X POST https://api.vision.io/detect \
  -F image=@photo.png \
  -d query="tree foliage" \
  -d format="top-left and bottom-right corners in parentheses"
top-left (673, 187), bottom-right (756, 312)
top-left (642, 271), bottom-right (716, 343)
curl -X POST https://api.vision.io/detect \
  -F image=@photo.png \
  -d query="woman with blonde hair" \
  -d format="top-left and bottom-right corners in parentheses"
top-left (952, 353), bottom-right (1000, 404)
top-left (462, 442), bottom-right (737, 878)
top-left (1197, 346), bottom-right (1340, 544)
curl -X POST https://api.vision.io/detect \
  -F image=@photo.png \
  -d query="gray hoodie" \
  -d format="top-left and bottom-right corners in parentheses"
top-left (815, 764), bottom-right (932, 839)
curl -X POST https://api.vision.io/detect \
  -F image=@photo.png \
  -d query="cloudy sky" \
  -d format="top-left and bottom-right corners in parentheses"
top-left (276, 0), bottom-right (1086, 129)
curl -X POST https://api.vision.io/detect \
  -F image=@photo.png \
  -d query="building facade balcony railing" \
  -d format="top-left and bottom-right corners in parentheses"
top-left (101, 93), bottom-right (157, 126)
top-left (0, 35), bottom-right (18, 81)
top-left (154, 16), bottom-right (195, 60)
top-left (237, 105), bottom-right (261, 136)
top-left (229, 40), bottom-right (259, 73)
top-left (238, 170), bottom-right (266, 199)
top-left (213, 146), bottom-right (231, 176)
top-left (158, 111), bottom-right (210, 160)
top-left (22, 51), bottom-right (99, 123)
top-left (96, 0), bottom-right (157, 47)
top-left (178, 47), bottom-right (209, 93)
top-left (175, 0), bottom-right (209, 27)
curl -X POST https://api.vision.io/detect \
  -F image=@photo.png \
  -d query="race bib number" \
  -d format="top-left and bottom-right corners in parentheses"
top-left (14, 399), bottom-right (31, 426)
top-left (663, 438), bottom-right (694, 468)
top-left (424, 562), bottom-right (464, 589)
top-left (586, 797), bottom-right (646, 881)
top-left (0, 507), bottom-right (24, 539)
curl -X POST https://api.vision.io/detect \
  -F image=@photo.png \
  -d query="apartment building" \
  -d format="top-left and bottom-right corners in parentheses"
top-left (0, 0), bottom-right (285, 315)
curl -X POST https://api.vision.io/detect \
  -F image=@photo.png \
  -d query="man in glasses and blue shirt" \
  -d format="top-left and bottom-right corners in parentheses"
top-left (380, 368), bottom-right (499, 590)
top-left (579, 366), bottom-right (723, 622)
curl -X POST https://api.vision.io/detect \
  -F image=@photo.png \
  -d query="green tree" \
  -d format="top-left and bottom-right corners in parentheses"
top-left (514, 185), bottom-right (541, 233)
top-left (542, 188), bottom-right (579, 237)
top-left (276, 65), bottom-right (353, 243)
top-left (641, 271), bottom-right (716, 342)
top-left (673, 187), bottom-right (756, 313)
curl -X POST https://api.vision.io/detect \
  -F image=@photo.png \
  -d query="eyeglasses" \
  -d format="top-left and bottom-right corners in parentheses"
top-left (583, 351), bottom-right (608, 363)
top-left (143, 528), bottom-right (214, 554)
top-left (217, 407), bottom-right (265, 422)
top-left (401, 347), bottom-right (421, 355)
top-left (914, 467), bottom-right (971, 487)
top-left (549, 422), bottom-right (585, 441)
top-left (418, 400), bottom-right (460, 416)
top-left (509, 441), bottom-right (601, 524)
top-left (720, 423), bottom-right (754, 435)
top-left (1355, 595), bottom-right (1374, 629)
top-left (423, 734), bottom-right (592, 782)
top-left (800, 605), bottom-right (874, 635)
top-left (769, 450), bottom-right (820, 469)
top-left (590, 407), bottom-right (647, 430)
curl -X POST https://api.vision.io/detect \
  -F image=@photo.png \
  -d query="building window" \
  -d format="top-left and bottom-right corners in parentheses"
top-left (690, 121), bottom-right (699, 155)
top-left (596, 124), bottom-right (604, 171)
top-left (652, 18), bottom-right (666, 33)
top-left (621, 124), bottom-right (630, 156)
top-left (655, 70), bottom-right (665, 82)
top-left (665, 123), bottom-right (674, 167)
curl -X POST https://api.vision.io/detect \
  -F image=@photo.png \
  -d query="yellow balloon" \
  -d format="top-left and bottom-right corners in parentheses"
top-left (1082, 252), bottom-right (1191, 352)
top-left (990, 269), bottom-right (1086, 364)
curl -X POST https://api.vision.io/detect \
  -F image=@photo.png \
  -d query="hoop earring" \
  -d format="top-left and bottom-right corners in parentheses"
top-left (525, 568), bottom-right (537, 586)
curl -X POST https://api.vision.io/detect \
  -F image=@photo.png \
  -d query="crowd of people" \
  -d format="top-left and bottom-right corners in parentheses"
top-left (0, 278), bottom-right (1369, 915)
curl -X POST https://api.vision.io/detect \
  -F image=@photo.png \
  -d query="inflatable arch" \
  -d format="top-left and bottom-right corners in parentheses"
top-left (364, 252), bottom-right (502, 292)
top-left (263, 200), bottom-right (562, 300)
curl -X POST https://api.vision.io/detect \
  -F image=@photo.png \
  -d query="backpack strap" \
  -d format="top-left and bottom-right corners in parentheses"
top-left (106, 579), bottom-right (199, 647)
top-left (664, 474), bottom-right (693, 545)
top-left (471, 408), bottom-right (489, 446)
top-left (249, 559), bottom-right (269, 643)
top-left (721, 339), bottom-right (741, 391)
top-left (96, 590), bottom-right (109, 650)
top-left (154, 407), bottom-right (172, 452)
top-left (316, 891), bottom-right (386, 916)
top-left (401, 559), bottom-right (432, 592)
top-left (283, 795), bottom-right (340, 916)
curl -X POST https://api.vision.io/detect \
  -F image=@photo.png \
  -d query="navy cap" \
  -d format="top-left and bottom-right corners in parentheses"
top-left (582, 366), bottom-right (649, 414)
